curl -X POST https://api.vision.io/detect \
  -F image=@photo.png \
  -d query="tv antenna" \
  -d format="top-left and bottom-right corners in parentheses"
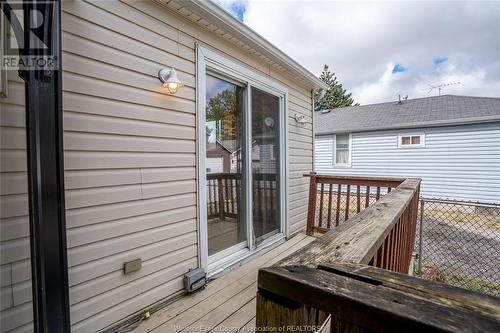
top-left (425, 82), bottom-right (461, 96)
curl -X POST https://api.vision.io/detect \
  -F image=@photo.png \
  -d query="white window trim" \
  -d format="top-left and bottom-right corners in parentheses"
top-left (333, 133), bottom-right (352, 167)
top-left (196, 44), bottom-right (289, 273)
top-left (398, 133), bottom-right (425, 148)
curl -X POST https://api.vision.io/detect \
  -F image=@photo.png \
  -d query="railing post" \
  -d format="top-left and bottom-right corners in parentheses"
top-left (257, 276), bottom-right (328, 332)
top-left (418, 199), bottom-right (424, 274)
top-left (256, 291), bottom-right (301, 331)
top-left (306, 172), bottom-right (318, 235)
top-left (218, 175), bottom-right (225, 220)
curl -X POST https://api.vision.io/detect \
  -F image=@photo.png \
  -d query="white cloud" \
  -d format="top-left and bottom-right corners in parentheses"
top-left (234, 0), bottom-right (500, 104)
top-left (352, 61), bottom-right (500, 104)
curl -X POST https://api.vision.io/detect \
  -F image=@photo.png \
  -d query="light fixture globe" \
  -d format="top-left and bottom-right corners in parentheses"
top-left (264, 117), bottom-right (275, 128)
top-left (158, 68), bottom-right (183, 94)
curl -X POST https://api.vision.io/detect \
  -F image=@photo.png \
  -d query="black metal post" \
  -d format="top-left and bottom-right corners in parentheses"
top-left (21, 1), bottom-right (70, 332)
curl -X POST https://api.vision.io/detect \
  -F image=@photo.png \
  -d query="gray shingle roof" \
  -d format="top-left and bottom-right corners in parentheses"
top-left (315, 95), bottom-right (500, 135)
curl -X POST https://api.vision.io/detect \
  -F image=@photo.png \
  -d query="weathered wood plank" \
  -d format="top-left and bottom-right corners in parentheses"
top-left (256, 291), bottom-right (322, 332)
top-left (319, 262), bottom-right (500, 319)
top-left (303, 173), bottom-right (404, 188)
top-left (258, 264), bottom-right (500, 333)
top-left (187, 283), bottom-right (257, 331)
top-left (217, 298), bottom-right (256, 332)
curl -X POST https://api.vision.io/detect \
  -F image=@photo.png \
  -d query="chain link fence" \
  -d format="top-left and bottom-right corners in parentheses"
top-left (414, 198), bottom-right (500, 296)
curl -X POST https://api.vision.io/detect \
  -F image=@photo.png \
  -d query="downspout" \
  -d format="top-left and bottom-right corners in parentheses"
top-left (311, 89), bottom-right (316, 171)
top-left (311, 88), bottom-right (325, 172)
top-left (2, 2), bottom-right (71, 331)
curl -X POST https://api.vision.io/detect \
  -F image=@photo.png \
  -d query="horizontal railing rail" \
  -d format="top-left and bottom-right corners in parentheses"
top-left (257, 262), bottom-right (500, 333)
top-left (305, 173), bottom-right (405, 235)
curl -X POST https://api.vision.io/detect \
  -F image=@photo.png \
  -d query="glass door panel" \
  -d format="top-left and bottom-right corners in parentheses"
top-left (251, 87), bottom-right (281, 243)
top-left (205, 75), bottom-right (246, 256)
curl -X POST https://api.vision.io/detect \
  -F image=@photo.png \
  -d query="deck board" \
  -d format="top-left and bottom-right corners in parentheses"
top-left (131, 233), bottom-right (315, 332)
top-left (239, 317), bottom-right (256, 332)
top-left (219, 298), bottom-right (256, 331)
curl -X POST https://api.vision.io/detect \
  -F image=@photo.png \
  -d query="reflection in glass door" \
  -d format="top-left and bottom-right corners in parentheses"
top-left (251, 88), bottom-right (281, 243)
top-left (205, 75), bottom-right (246, 256)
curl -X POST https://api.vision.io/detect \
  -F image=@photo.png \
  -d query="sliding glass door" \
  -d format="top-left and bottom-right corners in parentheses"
top-left (251, 88), bottom-right (281, 243)
top-left (205, 75), bottom-right (246, 257)
top-left (203, 71), bottom-right (284, 266)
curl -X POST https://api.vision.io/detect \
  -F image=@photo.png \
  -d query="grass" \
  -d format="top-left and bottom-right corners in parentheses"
top-left (448, 273), bottom-right (500, 295)
top-left (424, 209), bottom-right (500, 230)
top-left (419, 262), bottom-right (500, 296)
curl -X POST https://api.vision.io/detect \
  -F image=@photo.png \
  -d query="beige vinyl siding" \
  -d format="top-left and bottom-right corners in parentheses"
top-left (0, 70), bottom-right (34, 332)
top-left (287, 91), bottom-right (314, 234)
top-left (0, 1), bottom-right (315, 332)
top-left (61, 1), bottom-right (198, 332)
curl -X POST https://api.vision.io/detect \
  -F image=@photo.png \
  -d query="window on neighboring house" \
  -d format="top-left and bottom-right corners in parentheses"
top-left (398, 134), bottom-right (425, 148)
top-left (269, 145), bottom-right (276, 161)
top-left (335, 134), bottom-right (351, 166)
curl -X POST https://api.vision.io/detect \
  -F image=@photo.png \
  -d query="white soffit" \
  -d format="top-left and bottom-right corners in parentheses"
top-left (155, 0), bottom-right (328, 90)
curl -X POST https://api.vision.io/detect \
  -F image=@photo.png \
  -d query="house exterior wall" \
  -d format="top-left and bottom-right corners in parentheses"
top-left (206, 143), bottom-right (231, 173)
top-left (315, 122), bottom-right (500, 204)
top-left (0, 69), bottom-right (34, 332)
top-left (2, 1), bottom-right (316, 332)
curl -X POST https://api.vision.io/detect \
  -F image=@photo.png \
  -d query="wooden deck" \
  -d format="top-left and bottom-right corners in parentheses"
top-left (131, 233), bottom-right (315, 333)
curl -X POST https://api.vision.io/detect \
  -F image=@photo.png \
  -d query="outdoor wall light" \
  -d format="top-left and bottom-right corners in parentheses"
top-left (295, 113), bottom-right (307, 124)
top-left (158, 68), bottom-right (183, 94)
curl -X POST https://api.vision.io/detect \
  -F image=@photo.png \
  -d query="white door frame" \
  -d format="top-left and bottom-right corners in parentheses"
top-left (196, 44), bottom-right (289, 273)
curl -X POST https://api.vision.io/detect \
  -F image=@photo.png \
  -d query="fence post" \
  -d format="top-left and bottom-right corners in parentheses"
top-left (418, 199), bottom-right (424, 274)
top-left (306, 172), bottom-right (318, 235)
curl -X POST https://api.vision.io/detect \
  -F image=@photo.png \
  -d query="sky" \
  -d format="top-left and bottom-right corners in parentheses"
top-left (213, 0), bottom-right (500, 105)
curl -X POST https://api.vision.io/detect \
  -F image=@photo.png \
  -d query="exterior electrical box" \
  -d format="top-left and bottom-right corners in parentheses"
top-left (123, 259), bottom-right (142, 275)
top-left (184, 268), bottom-right (206, 293)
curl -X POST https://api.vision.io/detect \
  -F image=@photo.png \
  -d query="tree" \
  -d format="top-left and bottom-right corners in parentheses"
top-left (206, 89), bottom-right (238, 140)
top-left (314, 65), bottom-right (358, 110)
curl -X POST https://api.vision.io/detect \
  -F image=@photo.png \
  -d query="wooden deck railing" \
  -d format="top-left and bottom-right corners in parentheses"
top-left (256, 261), bottom-right (500, 332)
top-left (256, 175), bottom-right (500, 331)
top-left (290, 176), bottom-right (421, 272)
top-left (305, 173), bottom-right (405, 235)
top-left (206, 173), bottom-right (277, 221)
top-left (206, 173), bottom-right (240, 220)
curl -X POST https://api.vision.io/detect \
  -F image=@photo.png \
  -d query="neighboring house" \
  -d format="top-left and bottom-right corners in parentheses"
top-left (0, 1), bottom-right (326, 332)
top-left (206, 140), bottom-right (237, 173)
top-left (206, 140), bottom-right (269, 174)
top-left (315, 95), bottom-right (500, 204)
